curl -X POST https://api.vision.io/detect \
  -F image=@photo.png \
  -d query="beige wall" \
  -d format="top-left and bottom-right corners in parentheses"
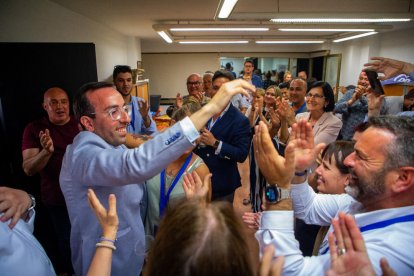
top-left (142, 53), bottom-right (220, 98)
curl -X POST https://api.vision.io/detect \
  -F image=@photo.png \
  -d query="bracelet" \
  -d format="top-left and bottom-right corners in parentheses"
top-left (96, 242), bottom-right (116, 250)
top-left (99, 237), bottom-right (116, 244)
top-left (294, 170), bottom-right (307, 176)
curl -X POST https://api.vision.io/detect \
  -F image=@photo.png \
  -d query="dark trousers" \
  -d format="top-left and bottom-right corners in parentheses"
top-left (45, 204), bottom-right (74, 274)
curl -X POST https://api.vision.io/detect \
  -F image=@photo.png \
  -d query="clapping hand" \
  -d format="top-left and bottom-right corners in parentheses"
top-left (39, 129), bottom-right (54, 154)
top-left (182, 171), bottom-right (211, 201)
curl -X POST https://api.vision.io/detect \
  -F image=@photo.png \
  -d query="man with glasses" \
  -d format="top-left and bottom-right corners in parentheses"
top-left (60, 80), bottom-right (254, 276)
top-left (182, 73), bottom-right (210, 106)
top-left (22, 87), bottom-right (78, 275)
top-left (113, 65), bottom-right (156, 136)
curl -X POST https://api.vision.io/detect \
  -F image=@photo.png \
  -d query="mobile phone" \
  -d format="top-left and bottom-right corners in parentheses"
top-left (365, 70), bottom-right (384, 95)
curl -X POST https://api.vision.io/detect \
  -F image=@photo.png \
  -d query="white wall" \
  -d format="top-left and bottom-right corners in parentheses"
top-left (0, 0), bottom-right (140, 81)
top-left (328, 27), bottom-right (414, 86)
top-left (142, 53), bottom-right (220, 98)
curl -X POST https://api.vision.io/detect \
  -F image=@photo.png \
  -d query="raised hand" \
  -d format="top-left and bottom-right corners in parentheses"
top-left (254, 121), bottom-right (295, 188)
top-left (327, 212), bottom-right (375, 276)
top-left (259, 245), bottom-right (285, 276)
top-left (39, 129), bottom-right (54, 154)
top-left (366, 90), bottom-right (385, 117)
top-left (87, 189), bottom-right (118, 241)
top-left (138, 99), bottom-right (150, 117)
top-left (0, 187), bottom-right (32, 229)
top-left (182, 171), bottom-right (211, 200)
top-left (288, 119), bottom-right (325, 172)
top-left (364, 57), bottom-right (414, 80)
top-left (175, 93), bottom-right (183, 108)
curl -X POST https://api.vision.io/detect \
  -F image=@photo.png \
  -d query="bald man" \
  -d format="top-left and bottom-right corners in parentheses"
top-left (22, 87), bottom-right (79, 274)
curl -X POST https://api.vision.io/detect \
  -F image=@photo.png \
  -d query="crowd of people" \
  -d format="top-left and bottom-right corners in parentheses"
top-left (0, 56), bottom-right (413, 276)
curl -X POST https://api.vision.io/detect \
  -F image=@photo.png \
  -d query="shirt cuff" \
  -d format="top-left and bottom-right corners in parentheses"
top-left (260, 211), bottom-right (294, 231)
top-left (179, 116), bottom-right (200, 144)
top-left (214, 141), bottom-right (223, 155)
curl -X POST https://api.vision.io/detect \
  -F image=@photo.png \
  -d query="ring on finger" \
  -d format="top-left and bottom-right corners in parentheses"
top-left (337, 248), bottom-right (346, 256)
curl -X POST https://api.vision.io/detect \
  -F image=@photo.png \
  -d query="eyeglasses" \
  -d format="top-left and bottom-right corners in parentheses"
top-left (187, 81), bottom-right (201, 86)
top-left (306, 93), bottom-right (325, 99)
top-left (90, 105), bottom-right (132, 121)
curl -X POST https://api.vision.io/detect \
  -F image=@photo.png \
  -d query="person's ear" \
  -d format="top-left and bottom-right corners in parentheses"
top-left (391, 167), bottom-right (414, 193)
top-left (42, 102), bottom-right (48, 111)
top-left (80, 116), bottom-right (95, 132)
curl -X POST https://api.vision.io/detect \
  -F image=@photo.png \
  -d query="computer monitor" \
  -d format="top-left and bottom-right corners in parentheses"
top-left (150, 94), bottom-right (161, 113)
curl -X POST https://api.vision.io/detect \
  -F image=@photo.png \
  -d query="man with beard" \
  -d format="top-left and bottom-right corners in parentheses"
top-left (113, 65), bottom-right (156, 135)
top-left (254, 116), bottom-right (414, 275)
top-left (22, 87), bottom-right (79, 274)
top-left (334, 71), bottom-right (370, 140)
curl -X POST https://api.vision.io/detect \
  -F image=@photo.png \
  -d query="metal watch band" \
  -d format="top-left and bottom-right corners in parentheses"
top-left (27, 194), bottom-right (36, 211)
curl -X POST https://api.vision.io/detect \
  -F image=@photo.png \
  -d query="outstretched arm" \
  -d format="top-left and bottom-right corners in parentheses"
top-left (364, 57), bottom-right (414, 80)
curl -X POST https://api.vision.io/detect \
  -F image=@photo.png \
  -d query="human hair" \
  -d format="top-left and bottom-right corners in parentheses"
top-left (354, 121), bottom-right (369, 133)
top-left (112, 65), bottom-right (132, 82)
top-left (404, 88), bottom-right (414, 100)
top-left (279, 81), bottom-right (290, 89)
top-left (290, 78), bottom-right (308, 91)
top-left (321, 141), bottom-right (355, 175)
top-left (171, 102), bottom-right (201, 122)
top-left (146, 199), bottom-right (253, 276)
top-left (255, 88), bottom-right (265, 97)
top-left (225, 62), bottom-right (232, 70)
top-left (244, 59), bottom-right (254, 67)
top-left (368, 116), bottom-right (414, 168)
top-left (267, 85), bottom-right (283, 99)
top-left (308, 81), bottom-right (335, 112)
top-left (212, 70), bottom-right (234, 82)
top-left (73, 82), bottom-right (113, 127)
top-left (284, 70), bottom-right (292, 78)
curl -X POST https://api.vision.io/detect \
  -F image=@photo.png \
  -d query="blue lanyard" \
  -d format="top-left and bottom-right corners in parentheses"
top-left (130, 100), bottom-right (135, 132)
top-left (159, 153), bottom-right (193, 217)
top-left (320, 213), bottom-right (414, 255)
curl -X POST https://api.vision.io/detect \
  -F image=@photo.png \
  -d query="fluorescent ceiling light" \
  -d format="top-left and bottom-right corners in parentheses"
top-left (256, 40), bottom-right (324, 44)
top-left (279, 28), bottom-right (375, 32)
top-left (218, 0), bottom-right (238, 18)
top-left (271, 18), bottom-right (411, 23)
top-left (157, 31), bottom-right (172, 43)
top-left (179, 41), bottom-right (248, 44)
top-left (333, 32), bottom-right (378, 42)
top-left (170, 27), bottom-right (268, 31)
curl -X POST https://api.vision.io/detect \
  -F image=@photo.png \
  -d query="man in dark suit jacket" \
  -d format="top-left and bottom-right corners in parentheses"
top-left (194, 70), bottom-right (251, 202)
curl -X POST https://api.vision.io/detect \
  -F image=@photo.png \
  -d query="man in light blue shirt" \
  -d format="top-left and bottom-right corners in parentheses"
top-left (113, 65), bottom-right (157, 135)
top-left (60, 80), bottom-right (254, 276)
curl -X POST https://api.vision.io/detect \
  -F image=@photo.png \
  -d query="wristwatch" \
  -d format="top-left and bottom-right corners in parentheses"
top-left (265, 184), bottom-right (291, 204)
top-left (27, 194), bottom-right (36, 211)
top-left (213, 140), bottom-right (220, 149)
